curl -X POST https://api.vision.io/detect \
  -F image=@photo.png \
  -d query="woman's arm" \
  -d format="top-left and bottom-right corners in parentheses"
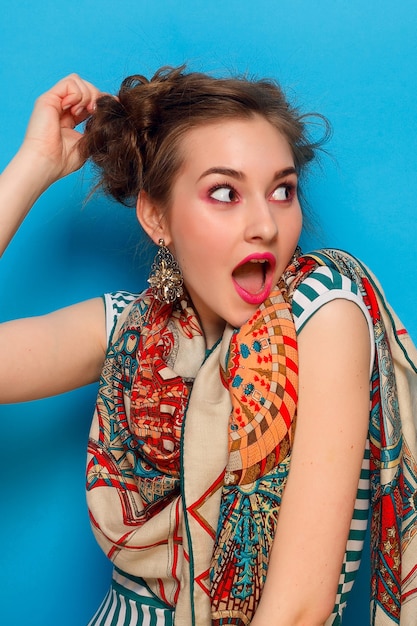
top-left (251, 299), bottom-right (371, 626)
top-left (0, 76), bottom-right (108, 402)
top-left (0, 297), bottom-right (107, 403)
top-left (0, 74), bottom-right (102, 256)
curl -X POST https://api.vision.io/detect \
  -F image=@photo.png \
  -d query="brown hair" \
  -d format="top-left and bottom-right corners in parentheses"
top-left (81, 65), bottom-right (329, 209)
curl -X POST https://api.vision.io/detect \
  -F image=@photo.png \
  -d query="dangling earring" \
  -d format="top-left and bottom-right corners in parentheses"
top-left (147, 239), bottom-right (184, 304)
top-left (292, 245), bottom-right (302, 264)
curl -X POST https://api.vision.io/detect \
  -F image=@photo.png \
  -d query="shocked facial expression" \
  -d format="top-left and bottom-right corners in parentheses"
top-left (162, 115), bottom-right (302, 347)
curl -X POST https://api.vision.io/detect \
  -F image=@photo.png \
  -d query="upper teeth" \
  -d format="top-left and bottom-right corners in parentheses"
top-left (250, 259), bottom-right (267, 263)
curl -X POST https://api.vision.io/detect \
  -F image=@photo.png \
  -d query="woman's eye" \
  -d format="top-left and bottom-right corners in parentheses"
top-left (209, 186), bottom-right (237, 202)
top-left (271, 184), bottom-right (293, 201)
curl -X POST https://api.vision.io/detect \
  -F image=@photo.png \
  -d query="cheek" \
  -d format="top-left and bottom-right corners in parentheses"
top-left (282, 206), bottom-right (303, 244)
top-left (172, 214), bottom-right (222, 259)
top-left (295, 212), bottom-right (303, 240)
top-left (172, 234), bottom-right (208, 274)
top-left (293, 203), bottom-right (303, 236)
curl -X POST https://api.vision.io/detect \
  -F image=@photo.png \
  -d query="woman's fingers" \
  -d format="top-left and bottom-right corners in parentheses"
top-left (21, 73), bottom-right (105, 179)
top-left (34, 73), bottom-right (102, 129)
top-left (58, 73), bottom-right (102, 117)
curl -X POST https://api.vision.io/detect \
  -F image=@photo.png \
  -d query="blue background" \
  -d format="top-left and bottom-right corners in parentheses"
top-left (1, 1), bottom-right (416, 623)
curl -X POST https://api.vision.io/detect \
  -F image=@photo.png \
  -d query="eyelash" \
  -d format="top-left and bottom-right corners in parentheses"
top-left (273, 182), bottom-right (297, 202)
top-left (208, 181), bottom-right (296, 203)
top-left (208, 182), bottom-right (239, 202)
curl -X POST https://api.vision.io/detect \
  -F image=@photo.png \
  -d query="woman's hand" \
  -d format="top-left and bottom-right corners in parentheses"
top-left (0, 74), bottom-right (103, 256)
top-left (22, 73), bottom-right (102, 182)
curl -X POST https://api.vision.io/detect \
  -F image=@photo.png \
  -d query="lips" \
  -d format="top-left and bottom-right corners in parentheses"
top-left (232, 253), bottom-right (276, 305)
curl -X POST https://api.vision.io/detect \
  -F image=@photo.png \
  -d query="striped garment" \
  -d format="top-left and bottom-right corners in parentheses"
top-left (95, 266), bottom-right (374, 625)
top-left (88, 568), bottom-right (174, 626)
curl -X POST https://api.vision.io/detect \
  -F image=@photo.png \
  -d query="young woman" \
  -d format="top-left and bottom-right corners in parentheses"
top-left (1, 68), bottom-right (416, 626)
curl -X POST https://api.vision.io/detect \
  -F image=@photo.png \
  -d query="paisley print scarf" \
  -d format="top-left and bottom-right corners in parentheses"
top-left (86, 249), bottom-right (417, 625)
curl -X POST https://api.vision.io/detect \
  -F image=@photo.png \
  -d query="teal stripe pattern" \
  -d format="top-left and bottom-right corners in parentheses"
top-left (88, 569), bottom-right (174, 626)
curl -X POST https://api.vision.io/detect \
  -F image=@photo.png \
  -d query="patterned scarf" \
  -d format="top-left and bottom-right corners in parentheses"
top-left (86, 249), bottom-right (417, 625)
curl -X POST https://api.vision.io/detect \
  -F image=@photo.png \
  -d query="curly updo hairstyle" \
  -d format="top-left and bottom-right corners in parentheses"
top-left (80, 65), bottom-right (329, 209)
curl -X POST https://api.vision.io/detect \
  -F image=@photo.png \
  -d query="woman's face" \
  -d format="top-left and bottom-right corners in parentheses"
top-left (163, 115), bottom-right (302, 347)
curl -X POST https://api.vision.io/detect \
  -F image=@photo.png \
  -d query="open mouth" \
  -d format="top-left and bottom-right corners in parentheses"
top-left (233, 259), bottom-right (268, 294)
top-left (232, 253), bottom-right (275, 305)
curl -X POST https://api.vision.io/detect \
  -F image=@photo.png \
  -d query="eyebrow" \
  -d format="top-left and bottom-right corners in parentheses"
top-left (197, 166), bottom-right (297, 181)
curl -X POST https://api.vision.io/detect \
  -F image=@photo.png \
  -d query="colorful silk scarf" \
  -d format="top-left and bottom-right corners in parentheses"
top-left (86, 249), bottom-right (417, 625)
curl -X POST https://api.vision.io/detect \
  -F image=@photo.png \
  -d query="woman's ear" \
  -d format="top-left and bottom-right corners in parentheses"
top-left (136, 191), bottom-right (172, 245)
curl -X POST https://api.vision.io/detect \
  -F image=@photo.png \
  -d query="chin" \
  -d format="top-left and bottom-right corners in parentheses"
top-left (227, 309), bottom-right (258, 330)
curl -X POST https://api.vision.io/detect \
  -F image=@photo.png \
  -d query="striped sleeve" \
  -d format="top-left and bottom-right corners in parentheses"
top-left (103, 291), bottom-right (140, 345)
top-left (292, 266), bottom-right (375, 373)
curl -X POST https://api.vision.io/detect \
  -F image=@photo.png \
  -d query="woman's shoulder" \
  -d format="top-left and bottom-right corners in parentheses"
top-left (291, 262), bottom-right (375, 371)
top-left (291, 264), bottom-right (369, 333)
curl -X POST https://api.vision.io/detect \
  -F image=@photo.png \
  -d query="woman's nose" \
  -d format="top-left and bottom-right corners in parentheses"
top-left (244, 199), bottom-right (278, 242)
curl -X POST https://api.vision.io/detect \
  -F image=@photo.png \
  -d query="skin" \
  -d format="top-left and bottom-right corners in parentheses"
top-left (137, 116), bottom-right (302, 347)
top-left (0, 76), bottom-right (370, 625)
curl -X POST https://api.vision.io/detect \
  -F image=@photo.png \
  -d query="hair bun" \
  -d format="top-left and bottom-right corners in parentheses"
top-left (81, 90), bottom-right (144, 205)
